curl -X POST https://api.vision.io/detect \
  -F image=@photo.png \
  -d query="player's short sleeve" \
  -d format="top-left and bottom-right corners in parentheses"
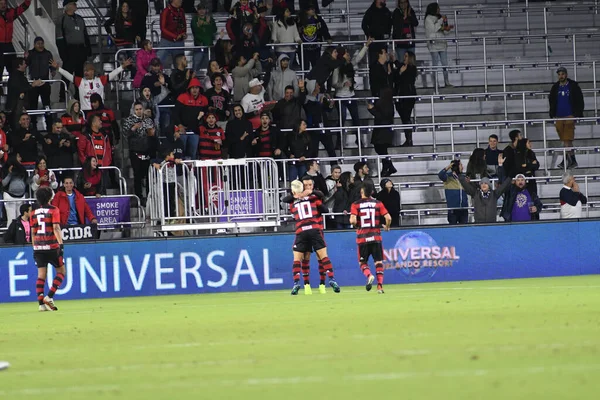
top-left (378, 201), bottom-right (389, 217)
top-left (100, 75), bottom-right (109, 86)
top-left (51, 208), bottom-right (61, 225)
top-left (350, 202), bottom-right (359, 216)
top-left (73, 76), bottom-right (82, 87)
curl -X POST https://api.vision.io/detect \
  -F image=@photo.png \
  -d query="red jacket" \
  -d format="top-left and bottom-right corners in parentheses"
top-left (0, 0), bottom-right (30, 43)
top-left (0, 128), bottom-right (7, 163)
top-left (78, 131), bottom-right (113, 166)
top-left (52, 188), bottom-right (96, 225)
top-left (160, 4), bottom-right (186, 42)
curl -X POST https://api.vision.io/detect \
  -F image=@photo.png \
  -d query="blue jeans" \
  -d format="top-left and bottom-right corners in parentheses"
top-left (180, 134), bottom-right (199, 160)
top-left (288, 162), bottom-right (307, 182)
top-left (430, 50), bottom-right (450, 85)
top-left (156, 38), bottom-right (185, 69)
top-left (193, 48), bottom-right (209, 74)
top-left (395, 47), bottom-right (415, 64)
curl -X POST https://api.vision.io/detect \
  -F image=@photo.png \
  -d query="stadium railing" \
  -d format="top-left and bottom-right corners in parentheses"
top-left (23, 166), bottom-right (128, 197)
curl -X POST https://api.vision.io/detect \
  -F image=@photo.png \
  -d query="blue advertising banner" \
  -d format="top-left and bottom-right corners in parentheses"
top-left (1, 220), bottom-right (599, 303)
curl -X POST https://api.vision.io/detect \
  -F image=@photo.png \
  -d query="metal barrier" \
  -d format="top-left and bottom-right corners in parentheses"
top-left (25, 166), bottom-right (128, 197)
top-left (147, 158), bottom-right (281, 233)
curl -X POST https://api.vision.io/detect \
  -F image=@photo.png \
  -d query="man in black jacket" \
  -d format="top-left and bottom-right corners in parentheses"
top-left (7, 58), bottom-right (45, 128)
top-left (42, 120), bottom-right (75, 182)
top-left (502, 129), bottom-right (522, 181)
top-left (25, 37), bottom-right (55, 130)
top-left (225, 104), bottom-right (253, 159)
top-left (272, 82), bottom-right (306, 130)
top-left (549, 67), bottom-right (585, 169)
top-left (362, 0), bottom-right (392, 64)
top-left (305, 160), bottom-right (328, 194)
top-left (3, 204), bottom-right (31, 245)
top-left (170, 54), bottom-right (193, 99)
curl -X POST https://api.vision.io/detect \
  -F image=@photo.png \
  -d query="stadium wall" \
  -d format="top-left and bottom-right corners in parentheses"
top-left (1, 220), bottom-right (599, 303)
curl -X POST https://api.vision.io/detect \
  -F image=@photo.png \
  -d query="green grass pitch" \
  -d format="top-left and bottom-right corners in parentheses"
top-left (1, 276), bottom-right (599, 399)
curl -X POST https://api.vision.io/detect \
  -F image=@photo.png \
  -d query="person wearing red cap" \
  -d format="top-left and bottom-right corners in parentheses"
top-left (173, 77), bottom-right (208, 159)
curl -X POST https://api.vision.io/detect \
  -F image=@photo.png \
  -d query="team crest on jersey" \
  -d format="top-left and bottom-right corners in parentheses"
top-left (96, 82), bottom-right (100, 88)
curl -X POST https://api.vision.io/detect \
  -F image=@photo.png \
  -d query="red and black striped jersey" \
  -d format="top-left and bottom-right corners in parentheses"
top-left (30, 205), bottom-right (61, 251)
top-left (198, 125), bottom-right (225, 160)
top-left (290, 195), bottom-right (324, 234)
top-left (254, 127), bottom-right (272, 157)
top-left (350, 197), bottom-right (389, 244)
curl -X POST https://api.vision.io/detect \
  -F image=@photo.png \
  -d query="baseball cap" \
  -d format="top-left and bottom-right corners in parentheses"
top-left (556, 66), bottom-right (568, 74)
top-left (479, 177), bottom-right (491, 185)
top-left (515, 174), bottom-right (526, 180)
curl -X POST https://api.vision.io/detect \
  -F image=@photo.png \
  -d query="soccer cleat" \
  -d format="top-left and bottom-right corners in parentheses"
top-left (329, 279), bottom-right (341, 293)
top-left (366, 275), bottom-right (375, 292)
top-left (319, 284), bottom-right (326, 294)
top-left (38, 304), bottom-right (52, 312)
top-left (304, 284), bottom-right (312, 295)
top-left (291, 282), bottom-right (301, 295)
top-left (43, 296), bottom-right (58, 311)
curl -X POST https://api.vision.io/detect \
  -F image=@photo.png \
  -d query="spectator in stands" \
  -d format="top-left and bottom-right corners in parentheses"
top-left (88, 94), bottom-right (121, 146)
top-left (297, 4), bottom-right (332, 71)
top-left (232, 53), bottom-right (262, 102)
top-left (0, 0), bottom-right (30, 80)
top-left (152, 147), bottom-right (181, 220)
top-left (485, 134), bottom-right (501, 177)
top-left (305, 160), bottom-right (328, 194)
top-left (273, 0), bottom-right (294, 16)
top-left (369, 48), bottom-right (393, 97)
top-left (438, 160), bottom-right (468, 224)
top-left (225, 104), bottom-right (253, 158)
top-left (285, 119), bottom-right (310, 180)
top-left (13, 113), bottom-right (41, 165)
top-left (25, 37), bottom-right (55, 130)
top-left (214, 32), bottom-right (234, 72)
top-left (134, 40), bottom-right (157, 88)
top-left (324, 165), bottom-right (341, 211)
top-left (56, 1), bottom-right (92, 100)
top-left (157, 0), bottom-right (187, 68)
top-left (502, 129), bottom-right (522, 180)
top-left (109, 0), bottom-right (148, 41)
top-left (52, 58), bottom-right (131, 112)
top-left (501, 173), bottom-right (542, 223)
top-left (204, 73), bottom-right (232, 128)
top-left (191, 3), bottom-right (217, 74)
top-left (241, 78), bottom-right (267, 129)
top-left (140, 58), bottom-right (167, 97)
top-left (350, 161), bottom-right (375, 202)
top-left (368, 87), bottom-right (396, 177)
top-left (31, 156), bottom-right (58, 195)
top-left (3, 203), bottom-right (31, 244)
top-left (304, 81), bottom-right (336, 161)
top-left (332, 171), bottom-right (353, 229)
top-left (271, 8), bottom-right (301, 66)
top-left (104, 1), bottom-right (143, 75)
top-left (466, 148), bottom-right (489, 180)
top-left (272, 82), bottom-right (307, 130)
top-left (80, 115), bottom-right (113, 171)
top-left (306, 46), bottom-right (341, 91)
top-left (333, 41), bottom-right (370, 140)
top-left (362, 0), bottom-right (392, 65)
top-left (392, 0), bottom-right (417, 62)
top-left (393, 50), bottom-right (417, 147)
top-left (424, 2), bottom-right (453, 89)
top-left (0, 115), bottom-right (8, 166)
top-left (549, 67), bottom-right (585, 169)
top-left (231, 22), bottom-right (263, 62)
top-left (203, 60), bottom-right (234, 92)
top-left (170, 55), bottom-right (194, 99)
top-left (123, 101), bottom-right (157, 203)
top-left (42, 120), bottom-right (75, 182)
top-left (168, 126), bottom-right (185, 161)
top-left (1, 154), bottom-right (28, 222)
top-left (377, 178), bottom-right (400, 227)
top-left (458, 173), bottom-right (512, 224)
top-left (198, 112), bottom-right (225, 160)
top-left (7, 58), bottom-right (45, 127)
top-left (515, 138), bottom-right (539, 196)
top-left (61, 100), bottom-right (85, 161)
top-left (77, 156), bottom-right (105, 198)
top-left (52, 176), bottom-right (98, 226)
top-left (173, 77), bottom-right (208, 159)
top-left (139, 82), bottom-right (170, 133)
top-left (251, 112), bottom-right (283, 158)
top-left (226, 0), bottom-right (264, 47)
top-left (560, 172), bottom-right (587, 219)
top-left (269, 54), bottom-right (299, 102)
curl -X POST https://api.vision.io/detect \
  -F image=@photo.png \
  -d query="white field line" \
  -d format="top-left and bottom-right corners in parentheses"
top-left (2, 363), bottom-right (600, 396)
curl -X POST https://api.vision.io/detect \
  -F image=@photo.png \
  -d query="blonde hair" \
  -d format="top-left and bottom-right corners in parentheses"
top-left (291, 180), bottom-right (304, 195)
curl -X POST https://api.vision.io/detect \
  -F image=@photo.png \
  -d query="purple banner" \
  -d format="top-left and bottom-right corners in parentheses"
top-left (86, 197), bottom-right (131, 224)
top-left (218, 190), bottom-right (263, 222)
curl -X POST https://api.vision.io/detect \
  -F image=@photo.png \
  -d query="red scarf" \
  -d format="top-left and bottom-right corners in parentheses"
top-left (36, 169), bottom-right (50, 187)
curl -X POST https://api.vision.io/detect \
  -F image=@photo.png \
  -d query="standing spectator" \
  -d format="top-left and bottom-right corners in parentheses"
top-left (393, 50), bottom-right (417, 147)
top-left (324, 165), bottom-right (341, 211)
top-left (299, 0), bottom-right (320, 13)
top-left (515, 138), bottom-right (539, 196)
top-left (31, 156), bottom-right (58, 194)
top-left (271, 7), bottom-right (301, 65)
top-left (13, 113), bottom-right (41, 165)
top-left (56, 0), bottom-right (92, 100)
top-left (458, 174), bottom-right (512, 224)
top-left (350, 161), bottom-right (375, 203)
top-left (138, 83), bottom-right (170, 133)
top-left (232, 52), bottom-right (262, 102)
top-left (1, 154), bottom-right (28, 222)
top-left (438, 160), bottom-right (468, 224)
top-left (3, 203), bottom-right (32, 244)
top-left (305, 160), bottom-right (327, 194)
top-left (549, 67), bottom-right (585, 169)
top-left (231, 22), bottom-right (263, 63)
top-left (392, 0), bottom-right (418, 62)
top-left (424, 2), bottom-right (454, 89)
top-left (25, 37), bottom-right (55, 130)
top-left (241, 78), bottom-right (268, 129)
top-left (560, 172), bottom-right (587, 219)
top-left (502, 129), bottom-right (522, 180)
top-left (52, 58), bottom-right (131, 112)
top-left (214, 33), bottom-right (234, 72)
top-left (80, 115), bottom-right (113, 171)
top-left (157, 0), bottom-right (187, 68)
top-left (285, 119), bottom-right (310, 180)
top-left (0, 0), bottom-right (30, 79)
top-left (108, 0), bottom-right (148, 41)
top-left (173, 77), bottom-right (209, 159)
top-left (204, 73), bottom-right (232, 127)
top-left (466, 148), bottom-right (489, 180)
top-left (297, 4), bottom-right (332, 71)
top-left (377, 178), bottom-right (400, 227)
top-left (123, 101), bottom-right (156, 203)
top-left (87, 94), bottom-right (121, 146)
top-left (369, 48), bottom-right (393, 97)
top-left (272, 83), bottom-right (307, 130)
top-left (226, 0), bottom-right (265, 46)
top-left (104, 1), bottom-right (143, 64)
top-left (332, 171), bottom-right (353, 229)
top-left (76, 156), bottom-right (105, 198)
top-left (273, 0), bottom-right (294, 16)
top-left (133, 40), bottom-right (157, 88)
top-left (0, 115), bottom-right (8, 166)
top-left (225, 104), bottom-right (253, 158)
top-left (52, 176), bottom-right (98, 226)
top-left (304, 80), bottom-right (336, 161)
top-left (501, 173), bottom-right (543, 223)
top-left (485, 134), bottom-right (502, 177)
top-left (362, 0), bottom-right (392, 65)
top-left (368, 87), bottom-right (396, 177)
top-left (7, 58), bottom-right (45, 126)
top-left (203, 60), bottom-right (234, 92)
top-left (61, 100), bottom-right (85, 162)
top-left (306, 46), bottom-right (341, 90)
top-left (191, 4), bottom-right (217, 74)
top-left (269, 54), bottom-right (299, 102)
top-left (252, 112), bottom-right (284, 162)
top-left (42, 120), bottom-right (75, 181)
top-left (198, 112), bottom-right (225, 160)
top-left (140, 57), bottom-right (168, 97)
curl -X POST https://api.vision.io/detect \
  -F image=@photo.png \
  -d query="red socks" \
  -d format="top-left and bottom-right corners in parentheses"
top-left (375, 263), bottom-right (384, 286)
top-left (301, 260), bottom-right (310, 284)
top-left (36, 278), bottom-right (45, 305)
top-left (48, 273), bottom-right (64, 298)
top-left (292, 262), bottom-right (301, 283)
top-left (322, 257), bottom-right (334, 279)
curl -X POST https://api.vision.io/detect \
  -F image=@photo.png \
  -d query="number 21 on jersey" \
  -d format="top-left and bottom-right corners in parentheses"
top-left (360, 208), bottom-right (376, 227)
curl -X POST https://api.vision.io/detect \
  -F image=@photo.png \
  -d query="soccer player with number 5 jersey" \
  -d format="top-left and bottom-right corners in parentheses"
top-left (350, 181), bottom-right (391, 294)
top-left (30, 187), bottom-right (65, 311)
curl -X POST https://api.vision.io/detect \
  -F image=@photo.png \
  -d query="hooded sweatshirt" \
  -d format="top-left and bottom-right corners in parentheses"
top-left (458, 175), bottom-right (512, 223)
top-left (269, 54), bottom-right (299, 102)
top-left (271, 17), bottom-right (301, 54)
top-left (173, 78), bottom-right (209, 133)
top-left (137, 84), bottom-right (170, 130)
top-left (362, 2), bottom-right (392, 40)
top-left (231, 58), bottom-right (262, 102)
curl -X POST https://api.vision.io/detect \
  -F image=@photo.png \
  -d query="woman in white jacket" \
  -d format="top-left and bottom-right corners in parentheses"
top-left (271, 8), bottom-right (301, 65)
top-left (424, 2), bottom-right (454, 88)
top-left (30, 156), bottom-right (58, 195)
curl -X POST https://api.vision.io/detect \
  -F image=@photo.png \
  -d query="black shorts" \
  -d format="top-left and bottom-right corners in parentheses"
top-left (33, 249), bottom-right (63, 269)
top-left (358, 242), bottom-right (383, 263)
top-left (293, 229), bottom-right (326, 254)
